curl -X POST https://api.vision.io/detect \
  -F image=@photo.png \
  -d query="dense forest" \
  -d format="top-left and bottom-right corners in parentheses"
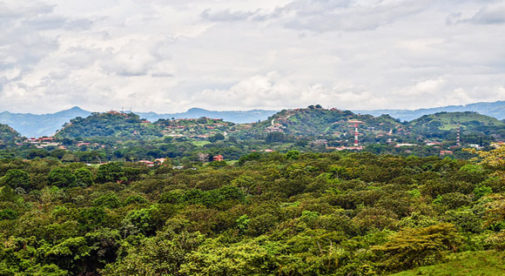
top-left (1, 107), bottom-right (505, 274)
top-left (1, 146), bottom-right (505, 274)
top-left (55, 112), bottom-right (162, 140)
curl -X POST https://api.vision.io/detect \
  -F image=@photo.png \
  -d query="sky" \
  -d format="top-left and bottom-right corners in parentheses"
top-left (1, 0), bottom-right (505, 113)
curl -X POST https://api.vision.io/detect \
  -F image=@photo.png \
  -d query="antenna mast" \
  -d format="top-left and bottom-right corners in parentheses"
top-left (456, 124), bottom-right (461, 146)
top-left (348, 120), bottom-right (364, 147)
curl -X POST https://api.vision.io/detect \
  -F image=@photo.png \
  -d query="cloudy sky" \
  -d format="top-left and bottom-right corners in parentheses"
top-left (1, 0), bottom-right (505, 113)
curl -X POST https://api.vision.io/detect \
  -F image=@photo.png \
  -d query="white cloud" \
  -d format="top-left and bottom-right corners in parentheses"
top-left (0, 0), bottom-right (505, 113)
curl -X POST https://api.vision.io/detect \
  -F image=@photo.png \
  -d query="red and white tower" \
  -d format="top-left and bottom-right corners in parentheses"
top-left (456, 124), bottom-right (461, 147)
top-left (348, 120), bottom-right (364, 147)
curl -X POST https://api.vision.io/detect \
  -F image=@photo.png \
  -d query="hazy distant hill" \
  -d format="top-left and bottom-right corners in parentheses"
top-left (0, 107), bottom-right (91, 138)
top-left (355, 101), bottom-right (505, 121)
top-left (138, 108), bottom-right (276, 124)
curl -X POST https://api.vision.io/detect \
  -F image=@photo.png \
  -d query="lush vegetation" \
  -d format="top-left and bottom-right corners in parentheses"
top-left (0, 146), bottom-right (505, 275)
top-left (0, 124), bottom-right (22, 147)
top-left (53, 108), bottom-right (505, 147)
top-left (409, 112), bottom-right (505, 140)
top-left (235, 106), bottom-right (408, 144)
top-left (55, 112), bottom-right (162, 140)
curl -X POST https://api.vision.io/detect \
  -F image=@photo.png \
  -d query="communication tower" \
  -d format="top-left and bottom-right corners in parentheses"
top-left (348, 120), bottom-right (364, 147)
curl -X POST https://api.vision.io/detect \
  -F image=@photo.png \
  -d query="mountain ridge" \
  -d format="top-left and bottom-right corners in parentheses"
top-left (355, 100), bottom-right (505, 121)
top-left (0, 107), bottom-right (276, 137)
top-left (52, 108), bottom-right (505, 148)
top-left (2, 100), bottom-right (505, 137)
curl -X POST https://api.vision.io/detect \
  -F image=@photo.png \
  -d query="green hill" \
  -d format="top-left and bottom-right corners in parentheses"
top-left (234, 107), bottom-right (505, 146)
top-left (55, 112), bottom-right (239, 141)
top-left (409, 111), bottom-right (504, 130)
top-left (238, 106), bottom-right (408, 142)
top-left (55, 112), bottom-right (163, 140)
top-left (0, 123), bottom-right (22, 145)
top-left (49, 108), bottom-right (505, 147)
top-left (408, 112), bottom-right (505, 140)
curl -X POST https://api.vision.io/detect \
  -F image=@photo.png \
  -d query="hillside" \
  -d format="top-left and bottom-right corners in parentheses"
top-left (54, 112), bottom-right (241, 142)
top-left (394, 251), bottom-right (505, 276)
top-left (154, 117), bottom-right (235, 139)
top-left (0, 123), bottom-right (21, 145)
top-left (408, 112), bottom-right (505, 140)
top-left (239, 106), bottom-right (409, 144)
top-left (55, 112), bottom-right (162, 140)
top-left (356, 100), bottom-right (505, 121)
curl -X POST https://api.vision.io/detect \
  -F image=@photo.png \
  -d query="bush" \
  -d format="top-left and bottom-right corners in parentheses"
top-left (0, 208), bottom-right (18, 220)
top-left (124, 195), bottom-right (148, 205)
top-left (373, 223), bottom-right (462, 272)
top-left (93, 193), bottom-right (121, 209)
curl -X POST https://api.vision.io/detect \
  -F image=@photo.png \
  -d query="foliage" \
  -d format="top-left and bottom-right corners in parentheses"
top-left (48, 167), bottom-right (76, 188)
top-left (373, 223), bottom-right (462, 272)
top-left (0, 151), bottom-right (504, 274)
top-left (1, 169), bottom-right (30, 190)
top-left (96, 162), bottom-right (124, 183)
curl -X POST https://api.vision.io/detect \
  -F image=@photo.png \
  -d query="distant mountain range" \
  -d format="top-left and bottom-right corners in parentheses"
top-left (137, 108), bottom-right (277, 125)
top-left (0, 107), bottom-right (91, 138)
top-left (355, 101), bottom-right (505, 121)
top-left (1, 100), bottom-right (504, 137)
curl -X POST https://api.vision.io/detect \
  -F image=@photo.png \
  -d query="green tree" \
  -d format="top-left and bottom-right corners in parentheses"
top-left (209, 133), bottom-right (225, 142)
top-left (1, 169), bottom-right (30, 190)
top-left (48, 167), bottom-right (76, 188)
top-left (93, 193), bottom-right (121, 209)
top-left (122, 205), bottom-right (162, 236)
top-left (75, 167), bottom-right (93, 187)
top-left (104, 230), bottom-right (204, 275)
top-left (373, 223), bottom-right (462, 272)
top-left (45, 237), bottom-right (91, 273)
top-left (96, 162), bottom-right (124, 183)
top-left (286, 150), bottom-right (300, 160)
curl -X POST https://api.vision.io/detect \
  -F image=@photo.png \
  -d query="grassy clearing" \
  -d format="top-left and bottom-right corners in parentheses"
top-left (393, 250), bottom-right (505, 276)
top-left (192, 140), bottom-right (211, 147)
